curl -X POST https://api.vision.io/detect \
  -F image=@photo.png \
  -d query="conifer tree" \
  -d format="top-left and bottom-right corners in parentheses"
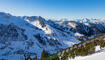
top-left (35, 56), bottom-right (37, 60)
top-left (88, 42), bottom-right (95, 54)
top-left (79, 45), bottom-right (87, 56)
top-left (69, 50), bottom-right (75, 59)
top-left (40, 49), bottom-right (49, 60)
top-left (52, 54), bottom-right (59, 60)
top-left (100, 39), bottom-right (105, 48)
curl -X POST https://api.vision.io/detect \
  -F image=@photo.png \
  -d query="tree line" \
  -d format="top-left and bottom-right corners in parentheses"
top-left (25, 33), bottom-right (105, 60)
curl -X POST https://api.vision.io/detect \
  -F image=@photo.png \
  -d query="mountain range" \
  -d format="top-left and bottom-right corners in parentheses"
top-left (0, 12), bottom-right (105, 60)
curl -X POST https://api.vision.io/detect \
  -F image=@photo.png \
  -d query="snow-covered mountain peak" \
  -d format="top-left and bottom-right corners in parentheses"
top-left (0, 12), bottom-right (12, 21)
top-left (26, 16), bottom-right (46, 23)
top-left (0, 12), bottom-right (11, 17)
top-left (25, 16), bottom-right (39, 22)
top-left (80, 18), bottom-right (91, 23)
top-left (25, 16), bottom-right (47, 27)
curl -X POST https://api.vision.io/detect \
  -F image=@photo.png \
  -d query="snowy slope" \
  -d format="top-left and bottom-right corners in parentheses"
top-left (69, 46), bottom-right (105, 60)
top-left (0, 12), bottom-right (80, 60)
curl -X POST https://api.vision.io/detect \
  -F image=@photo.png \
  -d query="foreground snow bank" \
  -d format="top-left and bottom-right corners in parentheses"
top-left (70, 51), bottom-right (105, 60)
top-left (69, 46), bottom-right (105, 60)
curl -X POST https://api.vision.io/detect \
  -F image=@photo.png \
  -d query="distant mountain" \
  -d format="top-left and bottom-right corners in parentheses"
top-left (0, 12), bottom-right (105, 60)
top-left (54, 18), bottom-right (105, 40)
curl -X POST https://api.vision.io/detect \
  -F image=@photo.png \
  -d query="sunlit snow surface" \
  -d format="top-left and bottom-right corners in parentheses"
top-left (69, 46), bottom-right (105, 60)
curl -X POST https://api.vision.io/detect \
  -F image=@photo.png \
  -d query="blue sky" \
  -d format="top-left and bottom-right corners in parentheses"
top-left (0, 0), bottom-right (105, 19)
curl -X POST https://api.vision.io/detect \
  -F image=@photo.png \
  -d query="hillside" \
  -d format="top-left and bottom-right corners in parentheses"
top-left (44, 33), bottom-right (105, 60)
top-left (70, 46), bottom-right (105, 60)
